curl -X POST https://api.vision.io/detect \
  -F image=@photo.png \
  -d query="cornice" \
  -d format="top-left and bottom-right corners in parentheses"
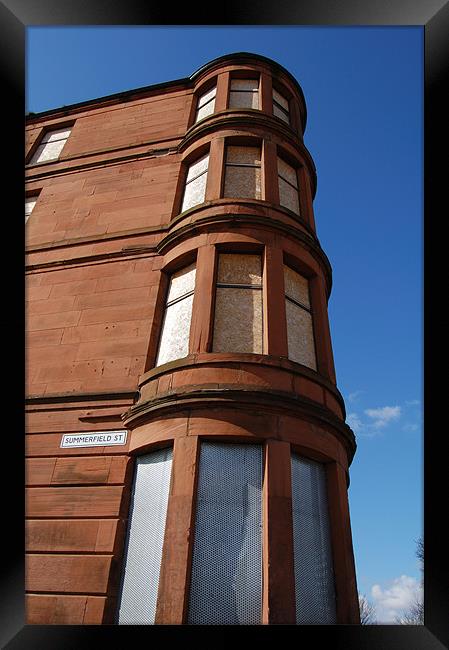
top-left (121, 386), bottom-right (356, 462)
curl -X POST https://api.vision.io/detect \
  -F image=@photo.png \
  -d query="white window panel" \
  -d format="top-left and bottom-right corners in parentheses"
top-left (181, 154), bottom-right (209, 212)
top-left (285, 299), bottom-right (316, 369)
top-left (41, 128), bottom-right (72, 143)
top-left (30, 127), bottom-right (71, 164)
top-left (195, 86), bottom-right (216, 122)
top-left (25, 197), bottom-right (37, 223)
top-left (117, 448), bottom-right (173, 625)
top-left (156, 264), bottom-right (196, 367)
top-left (166, 263), bottom-right (196, 302)
top-left (156, 293), bottom-right (194, 366)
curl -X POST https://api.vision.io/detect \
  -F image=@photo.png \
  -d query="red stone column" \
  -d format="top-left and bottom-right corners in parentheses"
top-left (215, 71), bottom-right (230, 112)
top-left (205, 137), bottom-right (225, 201)
top-left (260, 71), bottom-right (273, 115)
top-left (189, 245), bottom-right (217, 353)
top-left (326, 461), bottom-right (360, 624)
top-left (155, 435), bottom-right (199, 624)
top-left (262, 439), bottom-right (296, 624)
top-left (263, 245), bottom-right (288, 357)
top-left (309, 273), bottom-right (337, 384)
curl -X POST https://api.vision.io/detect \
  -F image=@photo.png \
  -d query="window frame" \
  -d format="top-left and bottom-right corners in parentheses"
top-left (194, 84), bottom-right (217, 124)
top-left (228, 77), bottom-right (260, 110)
top-left (27, 124), bottom-right (73, 165)
top-left (222, 142), bottom-right (263, 200)
top-left (212, 251), bottom-right (264, 354)
top-left (272, 87), bottom-right (291, 125)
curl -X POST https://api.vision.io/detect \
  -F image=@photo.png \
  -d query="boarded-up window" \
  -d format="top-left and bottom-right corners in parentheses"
top-left (284, 265), bottom-right (316, 369)
top-left (273, 88), bottom-right (290, 124)
top-left (278, 157), bottom-right (300, 215)
top-left (213, 254), bottom-right (263, 353)
top-left (181, 154), bottom-right (209, 212)
top-left (29, 127), bottom-right (72, 164)
top-left (291, 454), bottom-right (336, 624)
top-left (223, 146), bottom-right (261, 200)
top-left (195, 86), bottom-right (217, 123)
top-left (156, 263), bottom-right (196, 366)
top-left (25, 197), bottom-right (37, 223)
top-left (228, 79), bottom-right (259, 110)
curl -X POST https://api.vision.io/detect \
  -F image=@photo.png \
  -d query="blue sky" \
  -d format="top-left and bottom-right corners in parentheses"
top-left (26, 26), bottom-right (423, 623)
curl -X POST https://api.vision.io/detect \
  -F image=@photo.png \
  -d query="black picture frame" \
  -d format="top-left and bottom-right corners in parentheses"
top-left (3, 1), bottom-right (448, 647)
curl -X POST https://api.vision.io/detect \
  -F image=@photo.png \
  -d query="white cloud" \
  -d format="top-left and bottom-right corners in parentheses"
top-left (346, 412), bottom-right (363, 434)
top-left (371, 575), bottom-right (422, 623)
top-left (348, 390), bottom-right (364, 403)
top-left (364, 405), bottom-right (401, 429)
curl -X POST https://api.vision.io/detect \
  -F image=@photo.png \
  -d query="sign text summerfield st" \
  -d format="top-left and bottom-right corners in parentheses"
top-left (60, 430), bottom-right (128, 448)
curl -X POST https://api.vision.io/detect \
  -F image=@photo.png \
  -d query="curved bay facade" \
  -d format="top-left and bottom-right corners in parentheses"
top-left (25, 53), bottom-right (360, 625)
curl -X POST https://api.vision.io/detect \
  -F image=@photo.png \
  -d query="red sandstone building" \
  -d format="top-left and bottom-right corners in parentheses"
top-left (25, 52), bottom-right (360, 625)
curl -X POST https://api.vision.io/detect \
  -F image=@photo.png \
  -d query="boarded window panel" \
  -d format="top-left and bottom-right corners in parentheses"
top-left (273, 104), bottom-right (290, 123)
top-left (285, 300), bottom-right (316, 369)
top-left (166, 263), bottom-right (196, 303)
top-left (217, 254), bottom-right (262, 286)
top-left (273, 89), bottom-right (289, 111)
top-left (213, 287), bottom-right (263, 353)
top-left (156, 293), bottom-right (194, 366)
top-left (279, 177), bottom-right (300, 214)
top-left (117, 448), bottom-right (173, 625)
top-left (278, 157), bottom-right (298, 188)
top-left (229, 79), bottom-right (259, 110)
top-left (223, 166), bottom-right (261, 199)
top-left (226, 146), bottom-right (260, 166)
top-left (291, 455), bottom-right (336, 624)
top-left (283, 265), bottom-right (310, 307)
top-left (41, 128), bottom-right (72, 143)
top-left (187, 442), bottom-right (263, 625)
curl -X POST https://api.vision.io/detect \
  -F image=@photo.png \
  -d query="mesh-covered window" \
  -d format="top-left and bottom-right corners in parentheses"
top-left (188, 442), bottom-right (263, 625)
top-left (284, 265), bottom-right (316, 369)
top-left (213, 254), bottom-right (263, 353)
top-left (223, 145), bottom-right (261, 199)
top-left (195, 86), bottom-right (217, 123)
top-left (291, 454), bottom-right (336, 624)
top-left (181, 153), bottom-right (209, 212)
top-left (117, 448), bottom-right (173, 625)
top-left (156, 263), bottom-right (196, 366)
top-left (278, 157), bottom-right (300, 215)
top-left (273, 88), bottom-right (290, 124)
top-left (29, 127), bottom-right (72, 164)
top-left (228, 78), bottom-right (259, 109)
top-left (25, 197), bottom-right (37, 223)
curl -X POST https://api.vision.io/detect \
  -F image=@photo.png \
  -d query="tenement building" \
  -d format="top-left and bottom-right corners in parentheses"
top-left (25, 52), bottom-right (360, 625)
